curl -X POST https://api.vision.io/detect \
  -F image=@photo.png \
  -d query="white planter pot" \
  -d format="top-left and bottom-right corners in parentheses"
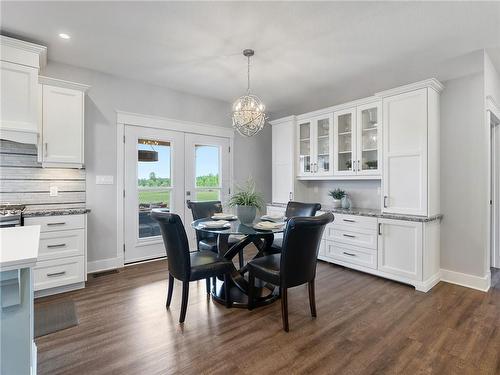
top-left (331, 199), bottom-right (342, 208)
top-left (236, 205), bottom-right (257, 224)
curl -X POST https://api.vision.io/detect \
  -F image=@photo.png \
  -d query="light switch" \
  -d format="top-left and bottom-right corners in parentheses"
top-left (49, 186), bottom-right (58, 197)
top-left (96, 175), bottom-right (114, 185)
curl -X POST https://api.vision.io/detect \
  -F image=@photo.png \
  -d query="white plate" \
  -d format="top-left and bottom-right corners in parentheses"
top-left (253, 221), bottom-right (285, 231)
top-left (261, 214), bottom-right (285, 222)
top-left (211, 214), bottom-right (237, 220)
top-left (199, 220), bottom-right (230, 229)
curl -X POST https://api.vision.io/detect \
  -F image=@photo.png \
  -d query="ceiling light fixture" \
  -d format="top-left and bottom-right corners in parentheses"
top-left (231, 49), bottom-right (267, 137)
top-left (58, 33), bottom-right (71, 40)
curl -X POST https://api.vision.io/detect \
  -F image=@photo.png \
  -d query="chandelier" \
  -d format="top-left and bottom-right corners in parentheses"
top-left (231, 49), bottom-right (267, 137)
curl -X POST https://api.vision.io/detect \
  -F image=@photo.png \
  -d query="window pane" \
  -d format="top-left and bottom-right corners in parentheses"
top-left (195, 145), bottom-right (220, 188)
top-left (137, 139), bottom-right (171, 239)
top-left (195, 190), bottom-right (220, 201)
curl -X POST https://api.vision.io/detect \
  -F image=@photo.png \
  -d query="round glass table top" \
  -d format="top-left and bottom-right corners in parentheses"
top-left (192, 218), bottom-right (285, 235)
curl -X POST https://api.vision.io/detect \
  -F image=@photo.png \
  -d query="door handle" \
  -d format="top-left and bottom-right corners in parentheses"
top-left (47, 222), bottom-right (66, 226)
top-left (289, 192), bottom-right (293, 201)
top-left (357, 160), bottom-right (360, 171)
top-left (343, 252), bottom-right (356, 257)
top-left (383, 196), bottom-right (388, 208)
top-left (378, 223), bottom-right (382, 235)
top-left (44, 142), bottom-right (48, 157)
top-left (343, 234), bottom-right (356, 238)
top-left (47, 271), bottom-right (66, 277)
top-left (343, 219), bottom-right (356, 223)
top-left (47, 243), bottom-right (67, 248)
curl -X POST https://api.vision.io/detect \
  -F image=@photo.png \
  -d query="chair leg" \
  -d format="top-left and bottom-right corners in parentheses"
top-left (205, 278), bottom-right (211, 295)
top-left (223, 273), bottom-right (231, 308)
top-left (239, 249), bottom-right (244, 268)
top-left (308, 279), bottom-right (317, 318)
top-left (247, 271), bottom-right (255, 310)
top-left (280, 287), bottom-right (289, 332)
top-left (179, 281), bottom-right (189, 323)
top-left (166, 273), bottom-right (174, 308)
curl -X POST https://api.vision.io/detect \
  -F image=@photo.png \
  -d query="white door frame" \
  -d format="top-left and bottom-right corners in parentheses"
top-left (116, 110), bottom-right (234, 268)
top-left (487, 97), bottom-right (500, 270)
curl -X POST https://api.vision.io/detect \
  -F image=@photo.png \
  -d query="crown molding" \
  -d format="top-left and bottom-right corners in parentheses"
top-left (0, 35), bottom-right (47, 68)
top-left (39, 76), bottom-right (90, 92)
top-left (375, 78), bottom-right (444, 97)
top-left (269, 115), bottom-right (296, 125)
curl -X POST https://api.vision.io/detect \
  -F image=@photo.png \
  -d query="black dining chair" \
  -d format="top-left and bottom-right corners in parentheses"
top-left (187, 200), bottom-right (245, 267)
top-left (269, 201), bottom-right (322, 253)
top-left (247, 212), bottom-right (334, 332)
top-left (151, 209), bottom-right (233, 323)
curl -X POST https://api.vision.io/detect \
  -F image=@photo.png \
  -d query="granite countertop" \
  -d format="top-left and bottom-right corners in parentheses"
top-left (267, 203), bottom-right (442, 223)
top-left (23, 208), bottom-right (91, 217)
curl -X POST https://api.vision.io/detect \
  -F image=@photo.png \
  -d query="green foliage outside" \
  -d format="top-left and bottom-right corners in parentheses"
top-left (138, 172), bottom-right (220, 205)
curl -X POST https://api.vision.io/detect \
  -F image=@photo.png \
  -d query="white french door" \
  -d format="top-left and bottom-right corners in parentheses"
top-left (124, 126), bottom-right (231, 263)
top-left (184, 134), bottom-right (230, 249)
top-left (124, 125), bottom-right (185, 263)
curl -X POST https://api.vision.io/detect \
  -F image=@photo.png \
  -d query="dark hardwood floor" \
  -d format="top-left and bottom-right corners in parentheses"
top-left (35, 260), bottom-right (500, 375)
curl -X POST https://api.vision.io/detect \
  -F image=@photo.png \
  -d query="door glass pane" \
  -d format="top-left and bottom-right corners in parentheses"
top-left (299, 122), bottom-right (311, 173)
top-left (360, 107), bottom-right (379, 171)
top-left (195, 145), bottom-right (220, 201)
top-left (337, 113), bottom-right (353, 172)
top-left (317, 118), bottom-right (330, 173)
top-left (137, 139), bottom-right (171, 239)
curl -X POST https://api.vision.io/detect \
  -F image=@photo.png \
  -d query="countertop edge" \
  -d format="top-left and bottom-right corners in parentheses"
top-left (23, 208), bottom-right (91, 217)
top-left (266, 203), bottom-right (442, 223)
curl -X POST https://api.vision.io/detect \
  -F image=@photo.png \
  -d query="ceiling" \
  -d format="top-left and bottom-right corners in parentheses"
top-left (1, 1), bottom-right (500, 117)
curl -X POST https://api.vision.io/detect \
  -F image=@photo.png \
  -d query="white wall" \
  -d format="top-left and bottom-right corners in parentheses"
top-left (484, 51), bottom-right (500, 107)
top-left (42, 61), bottom-right (271, 269)
top-left (440, 72), bottom-right (488, 277)
top-left (296, 180), bottom-right (381, 210)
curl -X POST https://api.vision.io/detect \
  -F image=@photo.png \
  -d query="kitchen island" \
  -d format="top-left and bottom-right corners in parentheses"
top-left (1, 225), bottom-right (40, 375)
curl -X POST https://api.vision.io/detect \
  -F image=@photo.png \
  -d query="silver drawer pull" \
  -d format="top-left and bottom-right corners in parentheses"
top-left (47, 271), bottom-right (66, 277)
top-left (343, 234), bottom-right (356, 238)
top-left (343, 252), bottom-right (356, 257)
top-left (47, 243), bottom-right (67, 248)
top-left (343, 219), bottom-right (356, 223)
top-left (47, 222), bottom-right (66, 226)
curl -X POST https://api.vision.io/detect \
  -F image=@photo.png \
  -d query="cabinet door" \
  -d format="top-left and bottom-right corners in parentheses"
top-left (334, 108), bottom-right (356, 175)
top-left (272, 121), bottom-right (295, 203)
top-left (356, 101), bottom-right (382, 175)
top-left (382, 89), bottom-right (427, 215)
top-left (377, 218), bottom-right (422, 281)
top-left (313, 114), bottom-right (333, 176)
top-left (0, 61), bottom-right (39, 141)
top-left (42, 85), bottom-right (84, 165)
top-left (297, 120), bottom-right (313, 176)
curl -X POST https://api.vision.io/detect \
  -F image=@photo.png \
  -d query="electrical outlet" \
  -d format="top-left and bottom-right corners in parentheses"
top-left (49, 186), bottom-right (58, 197)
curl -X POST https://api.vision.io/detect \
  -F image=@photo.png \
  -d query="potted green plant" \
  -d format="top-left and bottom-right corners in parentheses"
top-left (228, 178), bottom-right (264, 224)
top-left (328, 188), bottom-right (345, 208)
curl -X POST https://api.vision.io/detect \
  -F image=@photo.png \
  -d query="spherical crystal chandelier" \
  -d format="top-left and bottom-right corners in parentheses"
top-left (231, 49), bottom-right (267, 137)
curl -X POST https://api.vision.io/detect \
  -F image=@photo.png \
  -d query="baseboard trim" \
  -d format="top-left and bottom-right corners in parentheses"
top-left (440, 268), bottom-right (491, 292)
top-left (87, 257), bottom-right (122, 274)
top-left (35, 282), bottom-right (85, 298)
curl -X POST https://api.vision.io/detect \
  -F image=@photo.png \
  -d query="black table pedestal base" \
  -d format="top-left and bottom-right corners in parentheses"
top-left (211, 278), bottom-right (279, 309)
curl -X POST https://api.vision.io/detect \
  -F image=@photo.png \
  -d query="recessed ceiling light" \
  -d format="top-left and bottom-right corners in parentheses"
top-left (59, 33), bottom-right (71, 40)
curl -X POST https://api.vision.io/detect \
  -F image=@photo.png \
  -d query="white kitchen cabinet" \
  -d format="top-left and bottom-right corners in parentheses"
top-left (0, 36), bottom-right (46, 144)
top-left (39, 76), bottom-right (89, 168)
top-left (334, 102), bottom-right (382, 176)
top-left (24, 214), bottom-right (87, 296)
top-left (377, 218), bottom-right (422, 281)
top-left (379, 81), bottom-right (442, 216)
top-left (296, 113), bottom-right (333, 177)
top-left (271, 116), bottom-right (296, 203)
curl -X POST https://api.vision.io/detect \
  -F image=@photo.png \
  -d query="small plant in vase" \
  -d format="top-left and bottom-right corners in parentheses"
top-left (228, 178), bottom-right (264, 224)
top-left (328, 188), bottom-right (345, 208)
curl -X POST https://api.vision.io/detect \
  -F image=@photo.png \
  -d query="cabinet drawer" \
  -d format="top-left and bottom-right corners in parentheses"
top-left (326, 242), bottom-right (377, 269)
top-left (324, 225), bottom-right (377, 250)
top-left (34, 256), bottom-right (84, 291)
top-left (24, 214), bottom-right (85, 232)
top-left (333, 214), bottom-right (377, 231)
top-left (38, 229), bottom-right (84, 261)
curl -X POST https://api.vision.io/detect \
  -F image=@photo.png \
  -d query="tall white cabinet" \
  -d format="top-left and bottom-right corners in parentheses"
top-left (378, 81), bottom-right (442, 216)
top-left (271, 116), bottom-right (296, 203)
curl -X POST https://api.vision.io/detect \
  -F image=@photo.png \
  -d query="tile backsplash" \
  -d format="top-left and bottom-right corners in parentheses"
top-left (0, 140), bottom-right (86, 210)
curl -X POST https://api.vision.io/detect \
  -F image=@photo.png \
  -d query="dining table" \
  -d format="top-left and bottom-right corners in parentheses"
top-left (192, 217), bottom-right (285, 308)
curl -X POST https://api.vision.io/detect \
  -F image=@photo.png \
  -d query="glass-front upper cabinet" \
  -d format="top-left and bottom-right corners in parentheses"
top-left (297, 114), bottom-right (333, 176)
top-left (298, 120), bottom-right (312, 175)
top-left (356, 101), bottom-right (382, 175)
top-left (334, 108), bottom-right (357, 175)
